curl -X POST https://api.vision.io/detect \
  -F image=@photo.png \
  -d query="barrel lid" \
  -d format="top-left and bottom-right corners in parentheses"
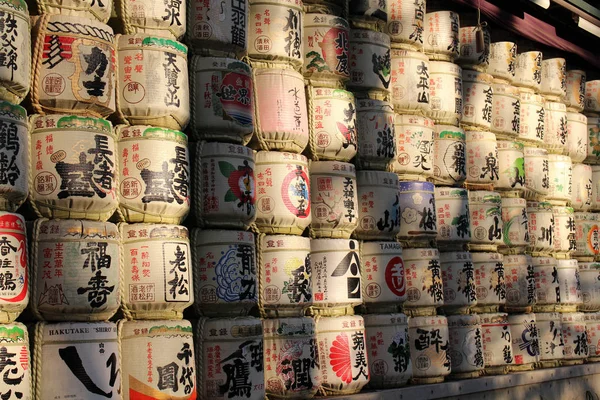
top-left (497, 141), bottom-right (524, 151)
top-left (363, 313), bottom-right (409, 326)
top-left (311, 238), bottom-right (358, 253)
top-left (309, 161), bottom-right (356, 176)
top-left (479, 313), bottom-right (509, 324)
top-left (555, 259), bottom-right (578, 269)
top-left (543, 100), bottom-right (567, 111)
top-left (356, 98), bottom-right (394, 111)
top-left (309, 87), bottom-right (355, 102)
top-left (262, 234), bottom-right (310, 250)
top-left (305, 13), bottom-right (349, 29)
top-left (434, 125), bottom-right (465, 139)
top-left (575, 212), bottom-right (598, 222)
top-left (507, 314), bottom-right (536, 325)
top-left (468, 190), bottom-right (502, 205)
top-left (31, 114), bottom-right (113, 135)
top-left (462, 69), bottom-right (493, 84)
top-left (43, 321), bottom-right (117, 341)
top-left (193, 229), bottom-right (254, 246)
top-left (262, 317), bottom-right (315, 338)
top-left (471, 252), bottom-right (503, 262)
top-left (202, 317), bottom-right (262, 340)
top-left (395, 114), bottom-right (434, 128)
top-left (560, 312), bottom-right (585, 323)
top-left (501, 197), bottom-right (526, 207)
top-left (524, 147), bottom-right (548, 156)
top-left (315, 315), bottom-right (364, 332)
top-left (519, 90), bottom-right (544, 103)
top-left (360, 240), bottom-right (402, 254)
top-left (434, 187), bottom-right (468, 199)
top-left (447, 314), bottom-right (480, 327)
top-left (430, 61), bottom-right (462, 75)
top-left (548, 154), bottom-right (572, 163)
top-left (492, 83), bottom-right (519, 96)
top-left (527, 201), bottom-right (553, 211)
top-left (552, 206), bottom-right (574, 215)
top-left (356, 170), bottom-right (399, 187)
top-left (398, 181), bottom-right (434, 193)
top-left (116, 125), bottom-right (188, 144)
top-left (255, 151), bottom-right (308, 165)
top-left (578, 262), bottom-right (600, 271)
top-left (402, 247), bottom-right (439, 262)
top-left (531, 255), bottom-right (557, 267)
top-left (566, 112), bottom-right (587, 123)
top-left (36, 219), bottom-right (118, 241)
top-left (191, 56), bottom-right (251, 74)
top-left (503, 254), bottom-right (530, 265)
top-left (408, 315), bottom-right (447, 328)
top-left (390, 48), bottom-right (429, 61)
top-left (350, 29), bottom-right (391, 46)
top-left (121, 319), bottom-right (193, 337)
top-left (439, 251), bottom-right (472, 263)
top-left (0, 101), bottom-right (26, 122)
top-left (122, 224), bottom-right (189, 242)
top-left (118, 34), bottom-right (188, 56)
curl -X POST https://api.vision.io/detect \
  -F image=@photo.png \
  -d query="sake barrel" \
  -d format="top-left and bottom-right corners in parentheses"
top-left (535, 312), bottom-right (565, 363)
top-left (390, 114), bottom-right (434, 180)
top-left (500, 197), bottom-right (529, 252)
top-left (121, 223), bottom-right (193, 319)
top-left (462, 70), bottom-right (494, 131)
top-left (398, 181), bottom-right (436, 243)
top-left (186, 0), bottom-right (248, 57)
top-left (518, 91), bottom-right (545, 145)
top-left (561, 312), bottom-right (588, 363)
top-left (0, 213), bottom-right (27, 323)
top-left (385, 0), bottom-right (425, 50)
top-left (355, 98), bottom-right (396, 170)
top-left (566, 70), bottom-right (586, 112)
top-left (556, 259), bottom-right (582, 312)
top-left (0, 323), bottom-right (30, 399)
top-left (31, 14), bottom-right (115, 117)
top-left (423, 11), bottom-right (460, 62)
top-left (532, 255), bottom-right (559, 311)
top-left (432, 125), bottom-right (466, 185)
top-left (402, 248), bottom-right (443, 316)
top-left (117, 125), bottom-right (190, 224)
top-left (547, 154), bottom-right (572, 205)
top-left (390, 49), bottom-right (430, 115)
top-left (303, 14), bottom-right (350, 85)
top-left (579, 262), bottom-right (600, 311)
top-left (593, 166), bottom-right (600, 211)
top-left (496, 141), bottom-right (525, 192)
top-left (364, 314), bottom-right (411, 389)
top-left (0, 0), bottom-right (30, 104)
top-left (480, 313), bottom-right (513, 373)
top-left (514, 51), bottom-right (542, 93)
top-left (36, 0), bottom-right (112, 22)
top-left (194, 142), bottom-right (256, 229)
top-left (428, 61), bottom-right (462, 126)
top-left (439, 251), bottom-right (477, 314)
top-left (585, 80), bottom-right (600, 114)
top-left (541, 58), bottom-right (567, 101)
top-left (527, 201), bottom-right (555, 254)
top-left (447, 314), bottom-right (484, 378)
top-left (434, 187), bottom-right (471, 245)
top-left (488, 42), bottom-right (517, 83)
top-left (254, 151), bottom-right (311, 235)
top-left (119, 0), bottom-right (186, 39)
top-left (465, 130), bottom-right (499, 188)
top-left (491, 82), bottom-right (521, 139)
top-left (361, 241), bottom-right (405, 314)
top-left (307, 87), bottom-right (357, 161)
top-left (504, 254), bottom-right (536, 312)
top-left (523, 147), bottom-right (550, 200)
top-left (574, 213), bottom-right (599, 260)
top-left (29, 115), bottom-right (118, 221)
top-left (408, 315), bottom-right (451, 383)
top-left (552, 206), bottom-right (576, 256)
top-left (467, 191), bottom-right (503, 251)
top-left (542, 100), bottom-right (568, 154)
top-left (253, 67), bottom-right (309, 153)
top-left (471, 252), bottom-right (505, 312)
top-left (189, 56), bottom-right (254, 144)
top-left (35, 322), bottom-right (120, 399)
top-left (0, 103), bottom-right (28, 212)
top-left (263, 317), bottom-right (319, 398)
top-left (508, 313), bottom-right (540, 370)
top-left (349, 0), bottom-right (386, 29)
top-left (571, 163), bottom-right (593, 211)
top-left (457, 25), bottom-right (490, 72)
top-left (198, 317), bottom-right (264, 400)
top-left (348, 29), bottom-right (391, 97)
top-left (585, 313), bottom-right (600, 360)
top-left (121, 320), bottom-right (196, 399)
top-left (586, 117), bottom-right (600, 165)
top-left (248, 0), bottom-right (303, 66)
top-left (355, 171), bottom-right (400, 240)
top-left (192, 229), bottom-right (257, 317)
top-left (566, 112), bottom-right (588, 163)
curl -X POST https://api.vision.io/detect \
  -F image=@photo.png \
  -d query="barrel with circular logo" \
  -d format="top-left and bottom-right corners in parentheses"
top-left (491, 83), bottom-right (521, 139)
top-left (192, 229), bottom-right (257, 317)
top-left (310, 161), bottom-right (358, 239)
top-left (0, 323), bottom-right (30, 399)
top-left (480, 313), bottom-right (514, 374)
top-left (0, 103), bottom-right (27, 212)
top-left (457, 25), bottom-right (490, 72)
top-left (116, 35), bottom-right (189, 131)
top-left (0, 0), bottom-right (30, 104)
top-left (561, 312), bottom-right (588, 365)
top-left (348, 29), bottom-right (391, 98)
top-left (361, 241), bottom-right (405, 314)
top-left (121, 223), bottom-right (193, 319)
top-left (194, 142), bottom-right (256, 229)
top-left (468, 191), bottom-right (503, 251)
top-left (542, 100), bottom-right (568, 154)
top-left (390, 115), bottom-right (434, 181)
top-left (390, 49), bottom-right (430, 115)
top-left (434, 187), bottom-right (471, 247)
top-left (462, 70), bottom-right (494, 131)
top-left (355, 171), bottom-right (400, 240)
top-left (398, 181), bottom-right (436, 244)
top-left (471, 252), bottom-right (505, 313)
top-left (552, 206), bottom-right (576, 257)
top-left (439, 251), bottom-right (477, 315)
top-left (408, 315), bottom-right (451, 384)
top-left (584, 313), bottom-right (600, 361)
top-left (514, 51), bottom-right (542, 93)
top-left (541, 58), bottom-right (567, 101)
top-left (571, 163), bottom-right (592, 211)
top-left (34, 322), bottom-right (120, 399)
top-left (523, 147), bottom-right (549, 200)
top-left (527, 201), bottom-right (555, 255)
top-left (424, 11), bottom-right (459, 62)
top-left (349, 0), bottom-right (386, 29)
top-left (579, 262), bottom-right (600, 311)
top-left (535, 312), bottom-right (565, 366)
top-left (496, 141), bottom-right (525, 194)
top-left (0, 213), bottom-right (27, 323)
top-left (117, 125), bottom-right (190, 224)
top-left (565, 70), bottom-right (586, 112)
top-left (488, 42), bottom-right (517, 83)
top-left (566, 112), bottom-right (587, 163)
top-left (119, 0), bottom-right (185, 39)
top-left (465, 131), bottom-right (499, 189)
top-left (500, 197), bottom-right (529, 253)
top-left (532, 255), bottom-right (559, 312)
top-left (587, 117), bottom-right (600, 165)
top-left (586, 80), bottom-right (600, 114)
top-left (428, 61), bottom-right (462, 126)
top-left (518, 91), bottom-right (545, 146)
top-left (386, 0), bottom-right (425, 50)
top-left (432, 125), bottom-right (466, 186)
top-left (355, 98), bottom-right (396, 170)
top-left (197, 317), bottom-right (264, 400)
top-left (508, 313), bottom-right (539, 371)
top-left (504, 254), bottom-right (536, 313)
top-left (254, 151), bottom-right (311, 235)
top-left (307, 88), bottom-right (357, 161)
top-left (547, 154), bottom-right (572, 205)
top-left (31, 14), bottom-right (116, 117)
top-left (35, 0), bottom-right (112, 22)
top-left (447, 314), bottom-right (484, 379)
top-left (556, 259), bottom-right (582, 312)
top-left (189, 56), bottom-right (254, 144)
top-left (402, 248), bottom-right (443, 316)
top-left (263, 317), bottom-right (319, 398)
top-left (593, 166), bottom-right (600, 211)
top-left (574, 213), bottom-right (599, 261)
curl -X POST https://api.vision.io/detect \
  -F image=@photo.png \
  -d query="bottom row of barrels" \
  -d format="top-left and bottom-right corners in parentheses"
top-left (3, 313), bottom-right (598, 399)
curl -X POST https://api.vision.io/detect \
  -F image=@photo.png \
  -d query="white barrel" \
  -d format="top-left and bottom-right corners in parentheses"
top-left (36, 322), bottom-right (120, 399)
top-left (480, 313), bottom-right (514, 370)
top-left (518, 91), bottom-right (545, 145)
top-left (355, 99), bottom-right (396, 170)
top-left (310, 161), bottom-right (358, 238)
top-left (355, 171), bottom-right (400, 240)
top-left (457, 25), bottom-right (490, 72)
top-left (514, 51), bottom-right (542, 93)
top-left (491, 83), bottom-right (521, 139)
top-left (593, 166), bottom-right (600, 211)
top-left (566, 112), bottom-right (588, 163)
top-left (35, 0), bottom-right (112, 22)
top-left (566, 70), bottom-right (586, 112)
top-left (424, 11), bottom-right (460, 61)
top-left (447, 314), bottom-right (484, 377)
top-left (527, 201), bottom-right (554, 254)
top-left (439, 251), bottom-right (477, 313)
top-left (579, 262), bottom-right (600, 311)
top-left (192, 229), bottom-right (257, 317)
top-left (303, 14), bottom-right (350, 85)
top-left (585, 313), bottom-right (600, 359)
top-left (0, 323), bottom-right (30, 399)
top-left (121, 320), bottom-right (196, 399)
top-left (0, 0), bottom-right (30, 104)
top-left (121, 223), bottom-right (193, 319)
top-left (32, 15), bottom-right (116, 117)
top-left (533, 255), bottom-right (559, 309)
top-left (496, 141), bottom-right (525, 192)
top-left (541, 58), bottom-right (567, 101)
top-left (408, 316), bottom-right (451, 382)
top-left (348, 29), bottom-right (391, 96)
top-left (0, 213), bottom-right (27, 323)
top-left (556, 259), bottom-right (582, 311)
top-left (535, 312), bottom-right (565, 362)
top-left (428, 61), bottom-right (462, 126)
top-left (586, 80), bottom-right (600, 114)
top-left (402, 248), bottom-right (444, 314)
top-left (364, 314), bottom-right (411, 388)
top-left (500, 197), bottom-right (529, 251)
top-left (468, 191), bottom-right (503, 250)
top-left (29, 115), bottom-right (118, 221)
top-left (504, 254), bottom-right (536, 311)
top-left (307, 87), bottom-right (357, 161)
top-left (117, 125), bottom-right (189, 224)
top-left (574, 213), bottom-right (599, 260)
top-left (508, 313), bottom-right (540, 368)
top-left (391, 114), bottom-right (434, 180)
top-left (561, 312), bottom-right (588, 361)
top-left (386, 0), bottom-right (425, 50)
top-left (547, 154), bottom-right (572, 205)
top-left (523, 147), bottom-right (549, 200)
top-left (254, 151), bottom-right (311, 235)
top-left (361, 241), bottom-right (405, 313)
top-left (432, 125), bottom-right (466, 185)
top-left (472, 252), bottom-right (505, 311)
top-left (189, 56), bottom-right (254, 144)
top-left (461, 70), bottom-right (494, 130)
top-left (488, 42), bottom-right (517, 83)
top-left (263, 317), bottom-right (319, 398)
top-left (552, 206), bottom-right (576, 255)
top-left (315, 315), bottom-right (370, 395)
top-left (465, 131), bottom-right (499, 187)
top-left (253, 67), bottom-right (309, 153)
top-left (0, 103), bottom-right (27, 212)
top-left (119, 0), bottom-right (186, 39)
top-left (198, 317), bottom-right (264, 400)
top-left (434, 187), bottom-right (471, 245)
top-left (398, 181), bottom-right (436, 242)
top-left (571, 163), bottom-right (593, 211)
top-left (587, 117), bottom-right (600, 165)
top-left (194, 142), bottom-right (256, 229)
top-left (390, 49), bottom-right (430, 115)
top-left (542, 100), bottom-right (568, 154)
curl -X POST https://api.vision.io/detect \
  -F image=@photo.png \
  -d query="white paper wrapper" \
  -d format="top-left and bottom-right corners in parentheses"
top-left (565, 70), bottom-right (586, 112)
top-left (541, 58), bottom-right (567, 100)
top-left (36, 0), bottom-right (112, 22)
top-left (0, 0), bottom-right (30, 104)
top-left (527, 201), bottom-right (554, 254)
top-left (508, 314), bottom-right (539, 366)
top-left (585, 313), bottom-right (600, 358)
top-left (571, 163), bottom-right (593, 211)
top-left (361, 241), bottom-right (405, 312)
top-left (480, 313), bottom-right (513, 367)
top-left (435, 187), bottom-right (471, 244)
top-left (552, 206), bottom-right (576, 255)
top-left (514, 51), bottom-right (542, 93)
top-left (496, 140), bottom-right (524, 192)
top-left (542, 100), bottom-right (568, 154)
top-left (403, 248), bottom-right (444, 311)
top-left (472, 252), bottom-right (505, 308)
top-left (408, 316), bottom-right (451, 380)
top-left (586, 117), bottom-right (600, 165)
top-left (0, 323), bottom-right (30, 399)
top-left (462, 70), bottom-right (494, 131)
top-left (566, 112), bottom-right (587, 163)
top-left (523, 147), bottom-right (549, 200)
top-left (504, 254), bottom-right (536, 309)
top-left (457, 25), bottom-right (490, 71)
top-left (585, 80), bottom-right (600, 114)
top-left (355, 171), bottom-right (400, 240)
top-left (439, 251), bottom-right (477, 311)
top-left (556, 259), bottom-right (582, 308)
top-left (547, 154), bottom-right (572, 204)
top-left (390, 49), bottom-right (430, 115)
top-left (385, 0), bottom-right (425, 50)
top-left (500, 197), bottom-right (529, 250)
top-left (348, 29), bottom-right (391, 96)
top-left (447, 314), bottom-right (484, 375)
top-left (428, 61), bottom-right (462, 126)
top-left (488, 42), bottom-right (517, 83)
top-left (533, 255), bottom-right (559, 308)
top-left (574, 213), bottom-right (599, 260)
top-left (355, 99), bottom-right (396, 170)
top-left (432, 125), bottom-right (466, 185)
top-left (579, 262), bottom-right (600, 311)
top-left (0, 213), bottom-right (27, 323)
top-left (561, 312), bottom-right (588, 360)
top-left (390, 114), bottom-right (434, 180)
top-left (593, 166), bottom-right (600, 211)
top-left (535, 312), bottom-right (565, 361)
top-left (0, 103), bottom-right (28, 212)
top-left (119, 0), bottom-right (186, 39)
top-left (465, 130), bottom-right (499, 186)
top-left (424, 11), bottom-right (459, 61)
top-left (491, 83), bottom-right (520, 139)
top-left (398, 181), bottom-right (436, 241)
top-left (468, 191), bottom-right (503, 249)
top-left (518, 91), bottom-right (545, 145)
